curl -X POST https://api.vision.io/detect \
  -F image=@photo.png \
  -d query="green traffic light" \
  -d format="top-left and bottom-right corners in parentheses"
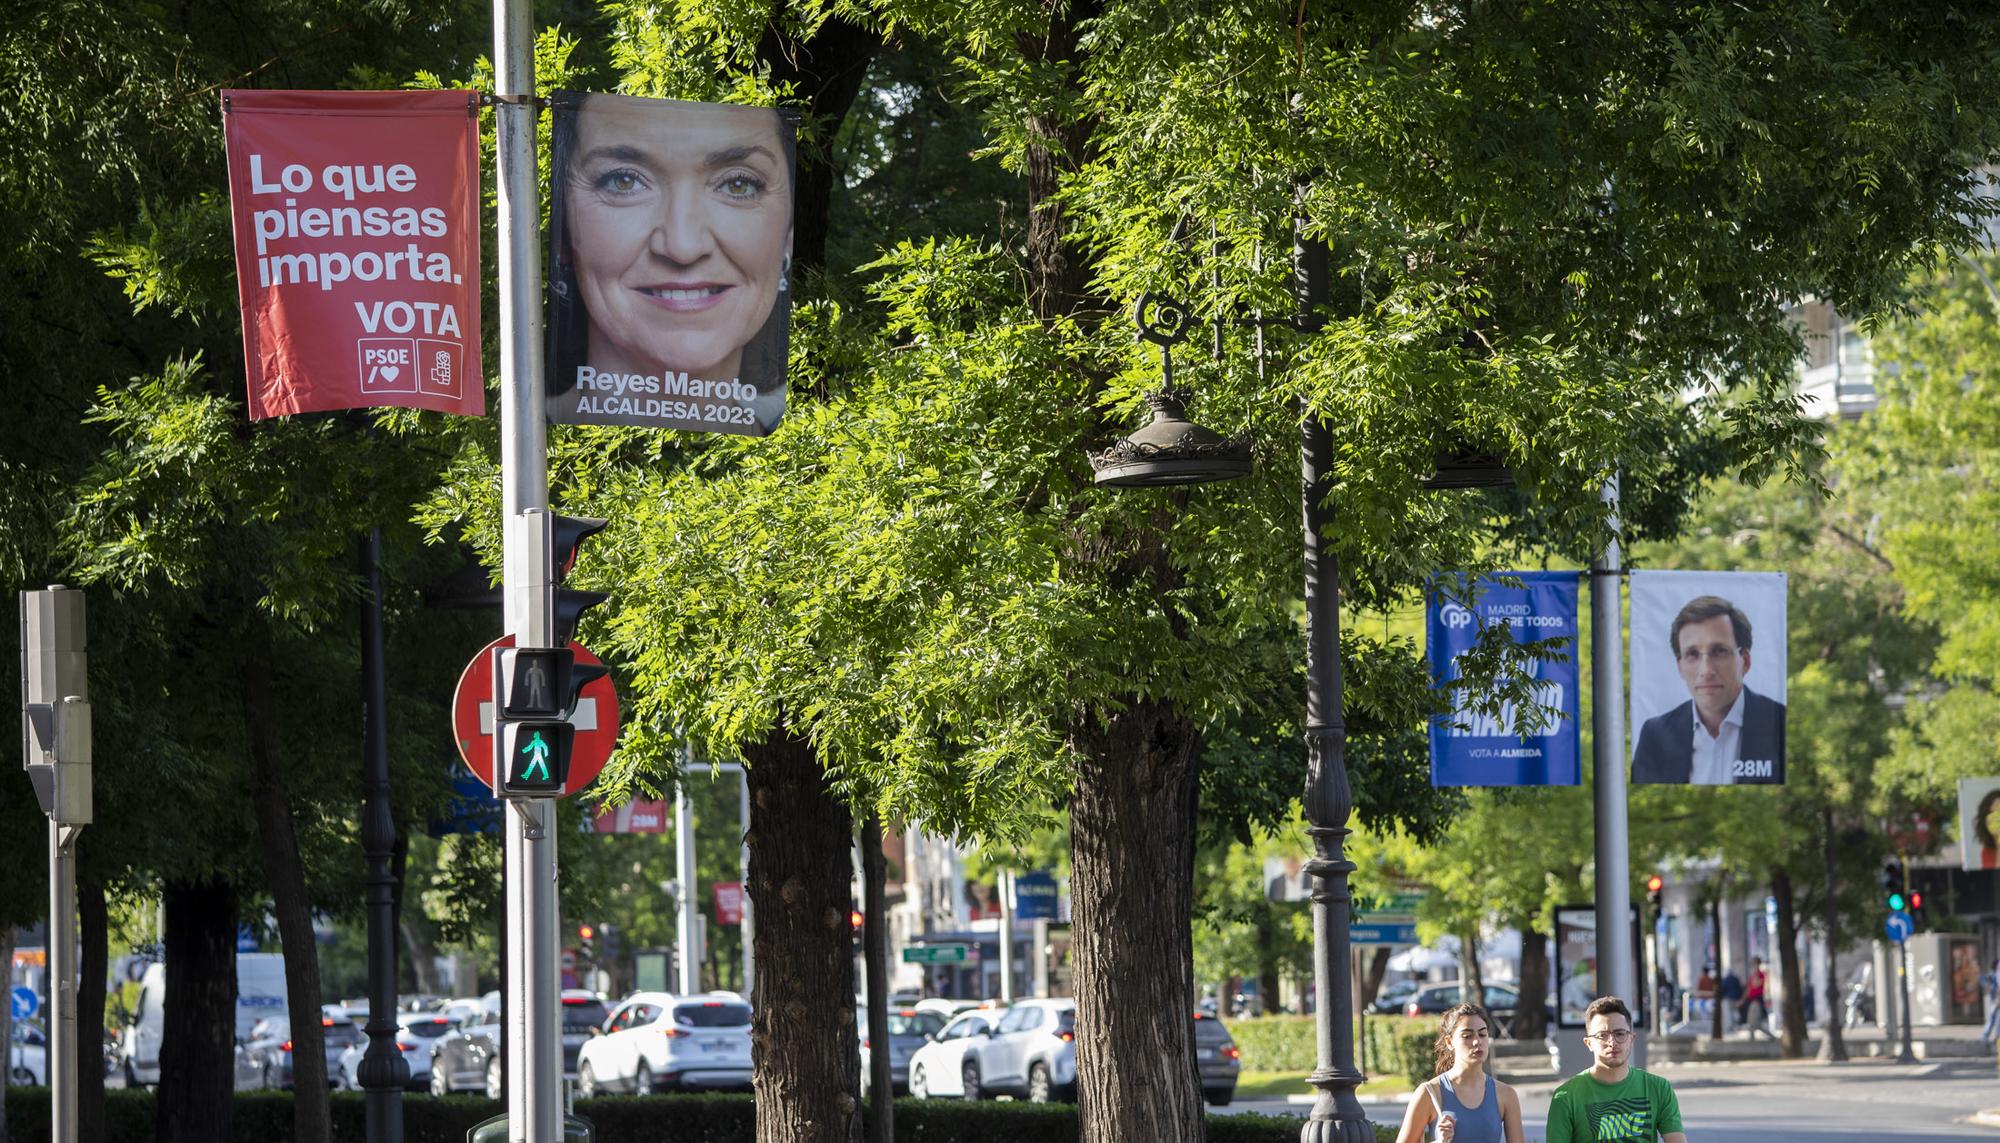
top-left (1888, 892), bottom-right (1906, 911)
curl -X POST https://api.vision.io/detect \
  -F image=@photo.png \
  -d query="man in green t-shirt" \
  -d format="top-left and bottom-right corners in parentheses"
top-left (1546, 996), bottom-right (1688, 1143)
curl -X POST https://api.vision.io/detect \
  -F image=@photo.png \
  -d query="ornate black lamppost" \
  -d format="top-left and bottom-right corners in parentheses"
top-left (1090, 218), bottom-right (1511, 1143)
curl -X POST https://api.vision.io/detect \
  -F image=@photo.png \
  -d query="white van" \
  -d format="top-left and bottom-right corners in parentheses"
top-left (120, 953), bottom-right (287, 1086)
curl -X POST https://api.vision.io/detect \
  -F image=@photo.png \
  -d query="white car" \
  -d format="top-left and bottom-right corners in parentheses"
top-left (8, 1023), bottom-right (46, 1086)
top-left (965, 998), bottom-right (1076, 1102)
top-left (912, 998), bottom-right (982, 1021)
top-left (334, 1011), bottom-right (454, 1090)
top-left (574, 992), bottom-right (752, 1096)
top-left (905, 1008), bottom-right (1001, 1099)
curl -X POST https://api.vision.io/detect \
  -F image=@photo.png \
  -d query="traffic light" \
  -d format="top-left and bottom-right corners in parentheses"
top-left (1646, 874), bottom-right (1664, 914)
top-left (551, 514), bottom-right (609, 648)
top-left (850, 907), bottom-right (865, 951)
top-left (578, 923), bottom-right (597, 961)
top-left (490, 510), bottom-right (611, 797)
top-left (1882, 858), bottom-right (1906, 912)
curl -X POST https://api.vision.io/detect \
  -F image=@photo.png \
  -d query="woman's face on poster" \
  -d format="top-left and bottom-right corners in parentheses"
top-left (566, 99), bottom-right (791, 382)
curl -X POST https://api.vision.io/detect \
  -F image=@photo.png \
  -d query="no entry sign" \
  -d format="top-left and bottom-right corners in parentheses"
top-left (453, 635), bottom-right (619, 796)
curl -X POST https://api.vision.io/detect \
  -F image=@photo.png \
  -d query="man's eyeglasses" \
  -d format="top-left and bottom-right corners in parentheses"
top-left (1586, 1029), bottom-right (1634, 1043)
top-left (1677, 644), bottom-right (1741, 665)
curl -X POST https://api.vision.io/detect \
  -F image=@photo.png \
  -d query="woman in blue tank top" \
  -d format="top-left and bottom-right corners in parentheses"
top-left (1392, 1002), bottom-right (1525, 1143)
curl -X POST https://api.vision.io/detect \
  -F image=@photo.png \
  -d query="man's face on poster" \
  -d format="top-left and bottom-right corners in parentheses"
top-left (1675, 613), bottom-right (1749, 723)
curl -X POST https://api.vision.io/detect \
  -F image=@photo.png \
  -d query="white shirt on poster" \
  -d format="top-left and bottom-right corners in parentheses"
top-left (1689, 688), bottom-right (1746, 786)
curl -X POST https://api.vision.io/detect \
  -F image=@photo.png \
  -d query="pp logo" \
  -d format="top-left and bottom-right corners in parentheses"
top-left (358, 339), bottom-right (416, 393)
top-left (1439, 602), bottom-right (1474, 630)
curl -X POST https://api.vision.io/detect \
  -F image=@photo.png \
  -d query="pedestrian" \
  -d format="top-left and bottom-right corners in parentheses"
top-left (1546, 996), bottom-right (1688, 1143)
top-left (1392, 1002), bottom-right (1525, 1143)
top-left (1718, 969), bottom-right (1743, 1031)
top-left (1741, 957), bottom-right (1770, 1039)
top-left (1981, 959), bottom-right (2000, 1049)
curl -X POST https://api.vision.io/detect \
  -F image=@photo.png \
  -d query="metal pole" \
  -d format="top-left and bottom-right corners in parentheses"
top-left (739, 768), bottom-right (754, 995)
top-left (862, 816), bottom-right (892, 1142)
top-left (495, 0), bottom-right (556, 1133)
top-left (998, 869), bottom-right (1015, 1003)
top-left (676, 780), bottom-right (699, 993)
top-left (51, 820), bottom-right (76, 1143)
top-left (359, 529), bottom-right (407, 1141)
top-left (1896, 857), bottom-right (1916, 1063)
top-left (1592, 477), bottom-right (1640, 1031)
top-left (1299, 398), bottom-right (1371, 1143)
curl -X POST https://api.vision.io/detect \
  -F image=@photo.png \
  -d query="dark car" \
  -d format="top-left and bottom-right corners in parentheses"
top-left (251, 1013), bottom-right (366, 1090)
top-left (1401, 982), bottom-right (1550, 1037)
top-left (560, 991), bottom-right (610, 1079)
top-left (857, 1006), bottom-right (948, 1097)
top-left (429, 1004), bottom-right (503, 1098)
top-left (1192, 1012), bottom-right (1240, 1106)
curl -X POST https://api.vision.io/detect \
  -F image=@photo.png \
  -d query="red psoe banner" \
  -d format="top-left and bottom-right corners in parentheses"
top-left (223, 89), bottom-right (483, 420)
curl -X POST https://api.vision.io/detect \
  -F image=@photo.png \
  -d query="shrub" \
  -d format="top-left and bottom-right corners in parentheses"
top-left (1226, 1015), bottom-right (1316, 1072)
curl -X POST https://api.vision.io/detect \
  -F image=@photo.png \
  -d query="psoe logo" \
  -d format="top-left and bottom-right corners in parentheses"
top-left (1439, 602), bottom-right (1474, 630)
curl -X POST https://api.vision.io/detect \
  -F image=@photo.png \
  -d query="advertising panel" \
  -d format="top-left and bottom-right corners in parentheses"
top-left (1428, 572), bottom-right (1581, 786)
top-left (546, 91), bottom-right (796, 434)
top-left (1629, 570), bottom-right (1788, 785)
top-left (223, 89), bottom-right (483, 419)
top-left (1958, 777), bottom-right (2000, 870)
top-left (1553, 905), bottom-right (1645, 1029)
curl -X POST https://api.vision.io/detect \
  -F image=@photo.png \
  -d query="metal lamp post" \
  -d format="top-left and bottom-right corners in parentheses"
top-left (1090, 213), bottom-right (1514, 1143)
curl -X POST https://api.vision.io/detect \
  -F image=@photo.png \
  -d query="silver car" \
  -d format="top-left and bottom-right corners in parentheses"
top-left (857, 1006), bottom-right (947, 1097)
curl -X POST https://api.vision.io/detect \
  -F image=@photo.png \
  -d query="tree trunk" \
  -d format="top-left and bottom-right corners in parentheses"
top-left (400, 915), bottom-right (442, 996)
top-left (1068, 697), bottom-right (1205, 1143)
top-left (1462, 927), bottom-right (1485, 1008)
top-left (1357, 946), bottom-right (1392, 1021)
top-left (746, 726), bottom-right (858, 1143)
top-left (0, 923), bottom-right (12, 1143)
top-left (1256, 908), bottom-right (1282, 1015)
top-left (1817, 806), bottom-right (1846, 1061)
top-left (1770, 867), bottom-right (1807, 1058)
top-left (79, 875), bottom-right (108, 1143)
top-left (156, 878), bottom-right (236, 1143)
top-left (1016, 0), bottom-right (1104, 322)
top-left (1516, 927), bottom-right (1550, 1042)
top-left (756, 11), bottom-right (881, 279)
top-left (242, 643), bottom-right (330, 1143)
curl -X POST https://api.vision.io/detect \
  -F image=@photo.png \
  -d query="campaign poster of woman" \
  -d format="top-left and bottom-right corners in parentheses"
top-left (546, 91), bottom-right (796, 435)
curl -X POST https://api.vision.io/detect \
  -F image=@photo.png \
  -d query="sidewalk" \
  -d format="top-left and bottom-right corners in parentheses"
top-left (1652, 1017), bottom-right (1996, 1063)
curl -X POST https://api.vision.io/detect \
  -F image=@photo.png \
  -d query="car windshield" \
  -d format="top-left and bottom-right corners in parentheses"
top-left (324, 1022), bottom-right (365, 1048)
top-left (885, 1011), bottom-right (945, 1038)
top-left (561, 999), bottom-right (609, 1032)
top-left (672, 1002), bottom-right (752, 1028)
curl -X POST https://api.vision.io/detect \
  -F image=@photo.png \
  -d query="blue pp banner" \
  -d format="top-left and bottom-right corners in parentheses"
top-left (1428, 572), bottom-right (1581, 786)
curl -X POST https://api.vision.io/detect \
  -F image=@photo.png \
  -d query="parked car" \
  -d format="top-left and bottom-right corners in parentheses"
top-left (857, 1006), bottom-right (948, 1097)
top-left (963, 998), bottom-right (1076, 1103)
top-left (912, 997), bottom-right (982, 1022)
top-left (428, 1001), bottom-right (503, 1098)
top-left (905, 1008), bottom-right (1003, 1100)
top-left (244, 1011), bottom-right (364, 1090)
top-left (436, 996), bottom-right (486, 1030)
top-left (1402, 982), bottom-right (1547, 1035)
top-left (335, 1011), bottom-right (453, 1091)
top-left (559, 989), bottom-right (610, 1080)
top-left (7, 1023), bottom-right (45, 1087)
top-left (1192, 1012), bottom-right (1240, 1106)
top-left (1370, 979), bottom-right (1420, 1014)
top-left (574, 992), bottom-right (753, 1096)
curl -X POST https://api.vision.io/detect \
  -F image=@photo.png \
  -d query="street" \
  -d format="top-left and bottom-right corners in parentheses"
top-left (1222, 1059), bottom-right (2000, 1140)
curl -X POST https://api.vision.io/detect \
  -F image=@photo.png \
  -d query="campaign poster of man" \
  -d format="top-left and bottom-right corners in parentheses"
top-left (1628, 570), bottom-right (1788, 785)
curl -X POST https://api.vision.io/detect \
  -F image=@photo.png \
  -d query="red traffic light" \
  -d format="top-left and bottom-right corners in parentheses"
top-left (849, 910), bottom-right (865, 930)
top-left (1909, 891), bottom-right (1923, 909)
top-left (1646, 875), bottom-right (1664, 893)
top-left (579, 924), bottom-right (595, 941)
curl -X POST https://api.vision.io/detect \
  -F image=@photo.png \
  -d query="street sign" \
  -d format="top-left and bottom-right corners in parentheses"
top-left (1350, 923), bottom-right (1420, 946)
top-left (9, 987), bottom-right (37, 1021)
top-left (1009, 870), bottom-right (1060, 921)
top-left (453, 635), bottom-right (619, 796)
top-left (1885, 910), bottom-right (1914, 943)
top-left (901, 945), bottom-right (969, 965)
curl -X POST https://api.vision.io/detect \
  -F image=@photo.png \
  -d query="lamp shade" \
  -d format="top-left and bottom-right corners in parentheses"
top-left (1089, 392), bottom-right (1253, 487)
